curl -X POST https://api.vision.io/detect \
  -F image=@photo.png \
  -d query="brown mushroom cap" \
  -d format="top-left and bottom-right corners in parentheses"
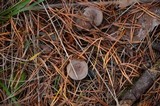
top-left (83, 6), bottom-right (103, 26)
top-left (75, 6), bottom-right (103, 31)
top-left (67, 59), bottom-right (88, 80)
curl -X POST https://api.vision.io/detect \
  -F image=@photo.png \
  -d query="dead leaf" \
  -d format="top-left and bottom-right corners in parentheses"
top-left (134, 6), bottom-right (160, 41)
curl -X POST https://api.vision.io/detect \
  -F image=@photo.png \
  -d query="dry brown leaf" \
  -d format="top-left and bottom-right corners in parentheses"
top-left (134, 6), bottom-right (160, 41)
top-left (110, 6), bottom-right (160, 42)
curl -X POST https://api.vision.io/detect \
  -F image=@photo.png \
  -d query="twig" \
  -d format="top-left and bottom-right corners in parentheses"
top-left (120, 59), bottom-right (160, 106)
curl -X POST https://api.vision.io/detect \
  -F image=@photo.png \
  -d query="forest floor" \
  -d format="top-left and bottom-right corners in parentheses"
top-left (0, 0), bottom-right (160, 106)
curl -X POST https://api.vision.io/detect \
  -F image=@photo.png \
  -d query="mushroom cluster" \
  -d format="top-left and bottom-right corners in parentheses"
top-left (76, 6), bottom-right (103, 30)
top-left (67, 59), bottom-right (88, 80)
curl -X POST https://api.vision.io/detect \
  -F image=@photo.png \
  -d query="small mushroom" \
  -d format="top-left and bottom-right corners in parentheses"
top-left (83, 6), bottom-right (103, 26)
top-left (67, 59), bottom-right (88, 80)
top-left (76, 6), bottom-right (103, 30)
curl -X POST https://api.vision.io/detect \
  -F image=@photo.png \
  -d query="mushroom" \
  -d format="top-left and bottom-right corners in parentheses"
top-left (67, 59), bottom-right (88, 80)
top-left (83, 6), bottom-right (103, 26)
top-left (76, 6), bottom-right (103, 30)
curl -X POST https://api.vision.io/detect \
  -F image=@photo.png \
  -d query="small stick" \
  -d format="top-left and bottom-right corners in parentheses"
top-left (120, 59), bottom-right (160, 106)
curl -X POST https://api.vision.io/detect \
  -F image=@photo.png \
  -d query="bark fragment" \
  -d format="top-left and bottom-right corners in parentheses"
top-left (120, 59), bottom-right (160, 106)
